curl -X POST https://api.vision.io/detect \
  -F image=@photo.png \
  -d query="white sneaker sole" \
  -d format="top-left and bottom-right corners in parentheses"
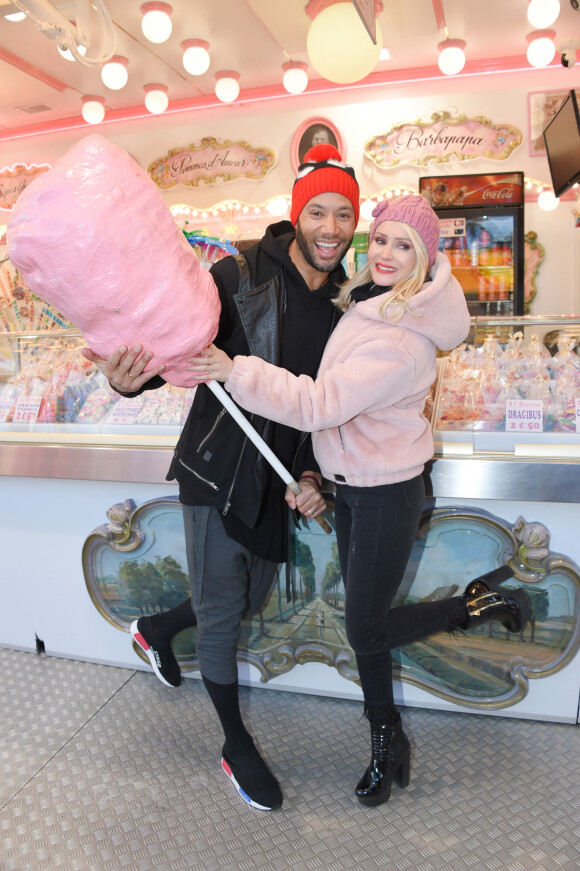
top-left (130, 620), bottom-right (175, 688)
top-left (220, 757), bottom-right (278, 811)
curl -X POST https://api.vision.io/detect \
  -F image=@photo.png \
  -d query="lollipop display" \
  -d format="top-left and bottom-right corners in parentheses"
top-left (6, 134), bottom-right (221, 388)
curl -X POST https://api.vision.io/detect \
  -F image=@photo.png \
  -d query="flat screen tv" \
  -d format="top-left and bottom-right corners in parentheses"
top-left (543, 89), bottom-right (580, 198)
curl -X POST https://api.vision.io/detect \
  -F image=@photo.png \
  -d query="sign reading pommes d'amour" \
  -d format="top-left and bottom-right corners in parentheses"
top-left (148, 138), bottom-right (278, 189)
top-left (364, 111), bottom-right (523, 169)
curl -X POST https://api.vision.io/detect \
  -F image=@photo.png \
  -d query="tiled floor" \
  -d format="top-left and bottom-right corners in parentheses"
top-left (1, 646), bottom-right (579, 871)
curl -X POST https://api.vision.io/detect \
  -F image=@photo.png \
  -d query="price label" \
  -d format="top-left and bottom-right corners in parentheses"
top-left (13, 396), bottom-right (42, 423)
top-left (0, 399), bottom-right (13, 422)
top-left (439, 217), bottom-right (466, 238)
top-left (107, 399), bottom-right (143, 425)
top-left (505, 399), bottom-right (543, 433)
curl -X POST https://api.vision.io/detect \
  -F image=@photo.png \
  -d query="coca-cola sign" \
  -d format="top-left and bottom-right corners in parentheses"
top-left (419, 173), bottom-right (523, 207)
top-left (364, 111), bottom-right (522, 169)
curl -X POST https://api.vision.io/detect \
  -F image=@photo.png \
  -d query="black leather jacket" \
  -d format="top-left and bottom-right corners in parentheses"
top-left (167, 222), bottom-right (342, 535)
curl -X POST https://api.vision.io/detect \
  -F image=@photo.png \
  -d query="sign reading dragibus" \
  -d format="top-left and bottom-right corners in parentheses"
top-left (148, 138), bottom-right (278, 189)
top-left (0, 163), bottom-right (51, 211)
top-left (364, 111), bottom-right (523, 169)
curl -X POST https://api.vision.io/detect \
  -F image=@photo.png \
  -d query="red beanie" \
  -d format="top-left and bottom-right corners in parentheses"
top-left (290, 144), bottom-right (360, 226)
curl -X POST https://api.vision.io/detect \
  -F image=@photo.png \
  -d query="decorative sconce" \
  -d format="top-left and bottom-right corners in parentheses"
top-left (306, 0), bottom-right (383, 84)
top-left (141, 2), bottom-right (173, 44)
top-left (182, 39), bottom-right (211, 75)
top-left (282, 61), bottom-right (309, 94)
top-left (101, 55), bottom-right (128, 90)
top-left (214, 71), bottom-right (240, 103)
top-left (526, 29), bottom-right (557, 66)
top-left (144, 84), bottom-right (169, 114)
top-left (81, 95), bottom-right (106, 125)
top-left (437, 39), bottom-right (466, 75)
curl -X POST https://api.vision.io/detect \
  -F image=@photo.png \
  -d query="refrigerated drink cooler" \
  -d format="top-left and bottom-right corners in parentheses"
top-left (419, 172), bottom-right (525, 316)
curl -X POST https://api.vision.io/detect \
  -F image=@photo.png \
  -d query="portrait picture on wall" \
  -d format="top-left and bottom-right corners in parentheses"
top-left (528, 90), bottom-right (571, 156)
top-left (291, 117), bottom-right (344, 172)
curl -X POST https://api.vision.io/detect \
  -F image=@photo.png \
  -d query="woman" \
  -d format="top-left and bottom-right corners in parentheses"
top-left (187, 195), bottom-right (531, 807)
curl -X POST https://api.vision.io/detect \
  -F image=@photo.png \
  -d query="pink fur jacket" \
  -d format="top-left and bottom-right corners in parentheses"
top-left (225, 253), bottom-right (470, 487)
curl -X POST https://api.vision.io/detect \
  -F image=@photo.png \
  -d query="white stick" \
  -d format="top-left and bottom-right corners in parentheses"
top-left (207, 379), bottom-right (331, 533)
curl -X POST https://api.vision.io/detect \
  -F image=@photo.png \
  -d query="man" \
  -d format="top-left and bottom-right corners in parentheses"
top-left (82, 144), bottom-right (359, 811)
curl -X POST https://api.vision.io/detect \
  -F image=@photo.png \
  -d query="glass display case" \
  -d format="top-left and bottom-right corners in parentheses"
top-left (0, 329), bottom-right (191, 484)
top-left (429, 315), bottom-right (580, 505)
top-left (432, 315), bottom-right (580, 455)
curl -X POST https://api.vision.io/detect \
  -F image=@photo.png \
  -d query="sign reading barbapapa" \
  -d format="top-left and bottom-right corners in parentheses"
top-left (0, 163), bottom-right (50, 211)
top-left (364, 111), bottom-right (522, 169)
top-left (148, 138), bottom-right (277, 189)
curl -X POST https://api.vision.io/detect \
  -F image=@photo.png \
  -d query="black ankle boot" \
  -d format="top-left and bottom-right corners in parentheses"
top-left (355, 707), bottom-right (411, 807)
top-left (463, 566), bottom-right (531, 633)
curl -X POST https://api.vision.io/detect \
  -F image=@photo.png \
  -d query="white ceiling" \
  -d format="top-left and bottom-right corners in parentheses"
top-left (0, 0), bottom-right (579, 135)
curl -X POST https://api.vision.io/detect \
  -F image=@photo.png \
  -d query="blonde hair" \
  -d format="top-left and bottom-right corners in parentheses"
top-left (336, 224), bottom-right (430, 323)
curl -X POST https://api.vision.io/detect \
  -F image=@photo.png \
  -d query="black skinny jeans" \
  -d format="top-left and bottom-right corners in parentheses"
top-left (334, 475), bottom-right (467, 710)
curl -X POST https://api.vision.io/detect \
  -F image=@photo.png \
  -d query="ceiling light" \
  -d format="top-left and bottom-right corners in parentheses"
top-left (215, 71), bottom-right (240, 103)
top-left (81, 95), bottom-right (106, 125)
top-left (306, 1), bottom-right (383, 84)
top-left (144, 84), bottom-right (169, 114)
top-left (101, 56), bottom-right (128, 90)
top-left (282, 61), bottom-right (309, 94)
top-left (4, 8), bottom-right (26, 21)
top-left (8, 1), bottom-right (116, 67)
top-left (527, 0), bottom-right (561, 28)
top-left (182, 39), bottom-right (211, 75)
top-left (141, 2), bottom-right (173, 44)
top-left (438, 39), bottom-right (466, 75)
top-left (58, 42), bottom-right (87, 61)
top-left (379, 47), bottom-right (391, 61)
top-left (526, 29), bottom-right (556, 66)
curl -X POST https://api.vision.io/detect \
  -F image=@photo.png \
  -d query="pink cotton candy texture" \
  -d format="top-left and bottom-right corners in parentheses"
top-left (6, 134), bottom-right (221, 387)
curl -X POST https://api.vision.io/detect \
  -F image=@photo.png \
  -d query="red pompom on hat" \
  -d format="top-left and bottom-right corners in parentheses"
top-left (290, 144), bottom-right (360, 226)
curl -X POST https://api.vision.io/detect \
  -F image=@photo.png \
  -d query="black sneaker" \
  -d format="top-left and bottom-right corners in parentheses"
top-left (130, 617), bottom-right (181, 687)
top-left (220, 742), bottom-right (283, 811)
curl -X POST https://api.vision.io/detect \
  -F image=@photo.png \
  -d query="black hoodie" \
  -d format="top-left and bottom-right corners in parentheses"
top-left (166, 220), bottom-right (344, 561)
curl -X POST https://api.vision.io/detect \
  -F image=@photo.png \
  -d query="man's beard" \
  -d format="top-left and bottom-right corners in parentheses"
top-left (295, 222), bottom-right (350, 274)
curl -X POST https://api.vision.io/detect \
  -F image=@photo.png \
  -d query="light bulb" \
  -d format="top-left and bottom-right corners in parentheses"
top-left (526, 30), bottom-right (556, 67)
top-left (307, 2), bottom-right (382, 84)
top-left (527, 0), bottom-right (560, 28)
top-left (101, 56), bottom-right (128, 90)
top-left (58, 43), bottom-right (87, 61)
top-left (267, 197), bottom-right (289, 217)
top-left (282, 62), bottom-right (308, 94)
top-left (5, 11), bottom-right (26, 21)
top-left (144, 84), bottom-right (169, 114)
top-left (182, 40), bottom-right (210, 75)
top-left (215, 71), bottom-right (240, 103)
top-left (360, 199), bottom-right (377, 222)
top-left (538, 189), bottom-right (559, 211)
top-left (438, 39), bottom-right (466, 75)
top-left (141, 2), bottom-right (173, 44)
top-left (81, 96), bottom-right (105, 125)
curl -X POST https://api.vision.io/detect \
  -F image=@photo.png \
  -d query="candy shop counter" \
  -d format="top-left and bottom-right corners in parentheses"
top-left (430, 314), bottom-right (580, 465)
top-left (0, 329), bottom-right (189, 483)
top-left (1, 321), bottom-right (580, 722)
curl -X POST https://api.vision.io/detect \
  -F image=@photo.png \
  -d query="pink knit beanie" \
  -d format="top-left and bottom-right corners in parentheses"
top-left (290, 144), bottom-right (360, 226)
top-left (369, 194), bottom-right (441, 265)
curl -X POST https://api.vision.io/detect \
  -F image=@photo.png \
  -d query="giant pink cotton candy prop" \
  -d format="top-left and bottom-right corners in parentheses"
top-left (6, 134), bottom-right (221, 387)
